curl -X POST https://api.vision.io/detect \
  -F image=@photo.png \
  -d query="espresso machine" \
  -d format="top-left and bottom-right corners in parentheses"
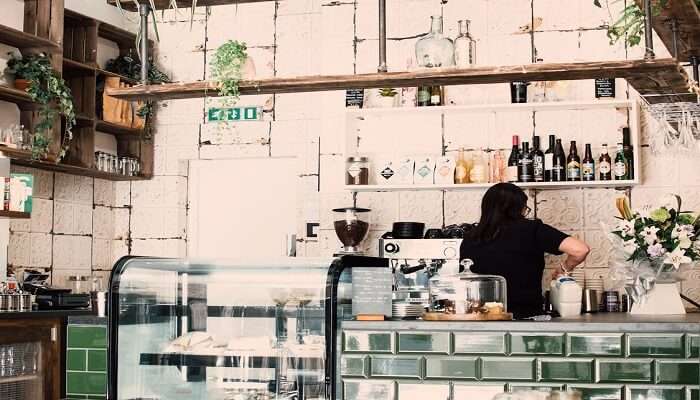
top-left (379, 238), bottom-right (462, 314)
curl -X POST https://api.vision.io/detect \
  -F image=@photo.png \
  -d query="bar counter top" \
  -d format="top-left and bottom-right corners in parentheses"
top-left (341, 312), bottom-right (700, 332)
top-left (0, 308), bottom-right (94, 319)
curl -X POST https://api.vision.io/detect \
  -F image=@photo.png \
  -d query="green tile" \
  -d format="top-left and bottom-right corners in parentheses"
top-left (66, 349), bottom-right (86, 371)
top-left (510, 384), bottom-right (564, 392)
top-left (539, 359), bottom-right (593, 383)
top-left (453, 333), bottom-right (506, 355)
top-left (656, 361), bottom-right (700, 385)
top-left (66, 372), bottom-right (107, 396)
top-left (598, 360), bottom-right (652, 383)
top-left (370, 356), bottom-right (422, 378)
top-left (343, 331), bottom-right (393, 353)
top-left (343, 379), bottom-right (394, 400)
top-left (568, 334), bottom-right (623, 357)
top-left (480, 357), bottom-right (535, 381)
top-left (67, 326), bottom-right (107, 349)
top-left (629, 386), bottom-right (684, 400)
top-left (340, 355), bottom-right (366, 377)
top-left (87, 350), bottom-right (106, 372)
top-left (398, 332), bottom-right (449, 354)
top-left (691, 387), bottom-right (699, 400)
top-left (690, 335), bottom-right (699, 359)
top-left (628, 334), bottom-right (685, 358)
top-left (510, 333), bottom-right (563, 355)
top-left (86, 397), bottom-right (106, 400)
top-left (425, 357), bottom-right (478, 380)
top-left (568, 385), bottom-right (622, 400)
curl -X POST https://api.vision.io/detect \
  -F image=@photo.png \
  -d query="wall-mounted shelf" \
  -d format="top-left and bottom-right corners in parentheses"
top-left (97, 68), bottom-right (138, 85)
top-left (0, 211), bottom-right (31, 219)
top-left (107, 0), bottom-right (275, 11)
top-left (105, 58), bottom-right (693, 101)
top-left (96, 120), bottom-right (142, 139)
top-left (63, 58), bottom-right (97, 75)
top-left (0, 85), bottom-right (34, 107)
top-left (0, 23), bottom-right (61, 53)
top-left (344, 180), bottom-right (638, 192)
top-left (635, 0), bottom-right (700, 61)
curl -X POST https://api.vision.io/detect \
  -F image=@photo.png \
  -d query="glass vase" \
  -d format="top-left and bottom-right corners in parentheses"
top-left (415, 15), bottom-right (455, 68)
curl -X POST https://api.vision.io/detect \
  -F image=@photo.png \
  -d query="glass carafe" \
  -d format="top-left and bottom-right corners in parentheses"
top-left (454, 19), bottom-right (476, 68)
top-left (415, 15), bottom-right (455, 68)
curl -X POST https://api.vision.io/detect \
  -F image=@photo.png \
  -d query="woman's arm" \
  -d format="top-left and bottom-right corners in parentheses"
top-left (555, 236), bottom-right (590, 276)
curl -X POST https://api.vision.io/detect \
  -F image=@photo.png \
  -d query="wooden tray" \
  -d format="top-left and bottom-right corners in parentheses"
top-left (423, 312), bottom-right (513, 321)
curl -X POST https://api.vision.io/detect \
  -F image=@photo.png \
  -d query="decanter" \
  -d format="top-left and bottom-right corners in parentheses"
top-left (454, 19), bottom-right (476, 68)
top-left (415, 15), bottom-right (455, 68)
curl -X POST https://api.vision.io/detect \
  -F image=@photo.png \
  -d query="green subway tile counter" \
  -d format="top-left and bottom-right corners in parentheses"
top-left (339, 314), bottom-right (700, 400)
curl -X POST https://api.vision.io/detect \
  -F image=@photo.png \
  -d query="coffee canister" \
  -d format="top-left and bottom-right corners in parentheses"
top-left (8, 294), bottom-right (20, 311)
top-left (0, 294), bottom-right (10, 311)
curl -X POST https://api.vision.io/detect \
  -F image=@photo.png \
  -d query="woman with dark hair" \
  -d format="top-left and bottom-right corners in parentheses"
top-left (460, 183), bottom-right (590, 319)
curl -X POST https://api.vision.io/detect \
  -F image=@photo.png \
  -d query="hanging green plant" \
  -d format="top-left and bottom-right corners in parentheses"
top-left (5, 53), bottom-right (76, 161)
top-left (210, 40), bottom-right (248, 106)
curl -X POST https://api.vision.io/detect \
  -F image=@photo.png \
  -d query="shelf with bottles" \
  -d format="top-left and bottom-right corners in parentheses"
top-left (344, 180), bottom-right (638, 192)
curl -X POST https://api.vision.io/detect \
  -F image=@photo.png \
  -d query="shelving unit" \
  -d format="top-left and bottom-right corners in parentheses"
top-left (105, 58), bottom-right (693, 101)
top-left (344, 99), bottom-right (641, 193)
top-left (0, 211), bottom-right (31, 219)
top-left (106, 0), bottom-right (274, 11)
top-left (0, 85), bottom-right (35, 106)
top-left (0, 24), bottom-right (61, 54)
top-left (634, 0), bottom-right (700, 61)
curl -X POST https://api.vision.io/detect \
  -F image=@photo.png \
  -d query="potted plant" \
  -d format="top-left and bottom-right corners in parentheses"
top-left (210, 40), bottom-right (255, 106)
top-left (606, 195), bottom-right (700, 314)
top-left (373, 88), bottom-right (400, 108)
top-left (5, 53), bottom-right (76, 160)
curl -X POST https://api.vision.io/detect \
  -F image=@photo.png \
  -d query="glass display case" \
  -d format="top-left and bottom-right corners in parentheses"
top-left (108, 256), bottom-right (379, 400)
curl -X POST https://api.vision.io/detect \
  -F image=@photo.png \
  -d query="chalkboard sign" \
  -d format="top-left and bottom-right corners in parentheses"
top-left (352, 267), bottom-right (392, 317)
top-left (346, 89), bottom-right (364, 108)
top-left (595, 78), bottom-right (615, 98)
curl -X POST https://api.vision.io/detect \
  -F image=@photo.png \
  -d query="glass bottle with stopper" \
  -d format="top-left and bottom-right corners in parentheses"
top-left (454, 19), bottom-right (476, 68)
top-left (415, 15), bottom-right (455, 68)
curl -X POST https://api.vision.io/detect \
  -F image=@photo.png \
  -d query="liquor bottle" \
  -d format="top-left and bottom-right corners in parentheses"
top-left (430, 86), bottom-right (443, 106)
top-left (507, 135), bottom-right (520, 183)
top-left (470, 149), bottom-right (488, 183)
top-left (417, 86), bottom-right (431, 107)
top-left (415, 15), bottom-right (455, 68)
top-left (613, 143), bottom-right (629, 180)
top-left (455, 147), bottom-right (470, 184)
top-left (552, 139), bottom-right (566, 182)
top-left (598, 144), bottom-right (612, 181)
top-left (454, 19), bottom-right (476, 68)
top-left (518, 141), bottom-right (534, 182)
top-left (544, 134), bottom-right (555, 182)
top-left (622, 127), bottom-right (634, 179)
top-left (532, 136), bottom-right (545, 182)
top-left (566, 140), bottom-right (581, 181)
top-left (582, 143), bottom-right (595, 181)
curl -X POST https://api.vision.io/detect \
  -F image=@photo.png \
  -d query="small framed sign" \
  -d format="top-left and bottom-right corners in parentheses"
top-left (595, 78), bottom-right (616, 98)
top-left (207, 106), bottom-right (263, 122)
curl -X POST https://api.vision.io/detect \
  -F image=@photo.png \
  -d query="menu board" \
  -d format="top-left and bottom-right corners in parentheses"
top-left (352, 267), bottom-right (392, 317)
top-left (345, 89), bottom-right (364, 108)
top-left (595, 78), bottom-right (616, 98)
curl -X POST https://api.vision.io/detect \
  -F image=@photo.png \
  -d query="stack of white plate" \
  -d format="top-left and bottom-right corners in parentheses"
top-left (391, 302), bottom-right (424, 319)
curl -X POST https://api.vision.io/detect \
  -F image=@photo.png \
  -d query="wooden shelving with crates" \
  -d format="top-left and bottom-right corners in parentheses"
top-left (106, 0), bottom-right (274, 11)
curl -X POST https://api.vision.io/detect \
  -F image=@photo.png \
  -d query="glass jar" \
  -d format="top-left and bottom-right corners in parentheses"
top-left (345, 156), bottom-right (369, 185)
top-left (68, 275), bottom-right (89, 294)
top-left (429, 259), bottom-right (508, 316)
top-left (415, 15), bottom-right (455, 68)
top-left (454, 19), bottom-right (476, 68)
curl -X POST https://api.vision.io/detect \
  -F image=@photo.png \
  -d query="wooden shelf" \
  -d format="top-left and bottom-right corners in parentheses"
top-left (0, 210), bottom-right (31, 219)
top-left (0, 148), bottom-right (149, 181)
top-left (96, 68), bottom-right (138, 85)
top-left (104, 58), bottom-right (693, 101)
top-left (0, 24), bottom-right (61, 53)
top-left (74, 113), bottom-right (95, 128)
top-left (635, 0), bottom-right (700, 60)
top-left (96, 120), bottom-right (142, 139)
top-left (345, 180), bottom-right (638, 192)
top-left (107, 0), bottom-right (274, 11)
top-left (63, 58), bottom-right (97, 75)
top-left (0, 85), bottom-right (34, 107)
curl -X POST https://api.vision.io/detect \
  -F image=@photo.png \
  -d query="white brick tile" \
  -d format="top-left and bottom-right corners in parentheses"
top-left (113, 208), bottom-right (130, 240)
top-left (11, 166), bottom-right (53, 199)
top-left (112, 239), bottom-right (129, 265)
top-left (114, 182), bottom-right (131, 207)
top-left (131, 206), bottom-right (186, 239)
top-left (199, 143), bottom-right (270, 159)
top-left (93, 206), bottom-right (114, 240)
top-left (131, 238), bottom-right (186, 258)
top-left (8, 231), bottom-right (30, 267)
top-left (444, 190), bottom-right (485, 226)
top-left (92, 238), bottom-right (112, 270)
top-left (201, 121), bottom-right (270, 145)
top-left (399, 191), bottom-right (444, 228)
top-left (74, 176), bottom-right (94, 205)
top-left (54, 201), bottom-right (93, 235)
top-left (54, 173), bottom-right (75, 202)
top-left (29, 198), bottom-right (53, 233)
top-left (94, 179), bottom-right (115, 207)
top-left (29, 232), bottom-right (52, 268)
top-left (131, 176), bottom-right (187, 208)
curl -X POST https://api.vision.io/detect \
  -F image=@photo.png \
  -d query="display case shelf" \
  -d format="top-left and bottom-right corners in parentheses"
top-left (107, 0), bottom-right (275, 11)
top-left (140, 352), bottom-right (324, 369)
top-left (344, 180), bottom-right (638, 192)
top-left (0, 24), bottom-right (61, 53)
top-left (105, 58), bottom-right (692, 101)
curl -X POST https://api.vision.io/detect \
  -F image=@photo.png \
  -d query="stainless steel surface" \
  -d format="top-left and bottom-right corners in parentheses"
top-left (643, 0), bottom-right (654, 60)
top-left (18, 295), bottom-right (31, 312)
top-left (0, 295), bottom-right (9, 311)
top-left (582, 289), bottom-right (599, 314)
top-left (378, 0), bottom-right (387, 72)
top-left (139, 2), bottom-right (150, 84)
top-left (7, 295), bottom-right (19, 312)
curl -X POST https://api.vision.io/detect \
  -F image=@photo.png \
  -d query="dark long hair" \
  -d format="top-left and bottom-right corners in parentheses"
top-left (467, 183), bottom-right (528, 243)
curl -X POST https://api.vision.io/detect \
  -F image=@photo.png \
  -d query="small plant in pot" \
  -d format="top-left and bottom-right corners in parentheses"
top-left (374, 87), bottom-right (399, 108)
top-left (5, 53), bottom-right (75, 160)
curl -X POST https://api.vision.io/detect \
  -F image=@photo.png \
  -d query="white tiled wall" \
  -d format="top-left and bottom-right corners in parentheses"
top-left (2, 0), bottom-right (699, 306)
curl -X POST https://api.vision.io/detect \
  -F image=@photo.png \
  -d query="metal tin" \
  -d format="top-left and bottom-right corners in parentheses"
top-left (8, 295), bottom-right (20, 311)
top-left (0, 294), bottom-right (9, 311)
top-left (19, 294), bottom-right (32, 311)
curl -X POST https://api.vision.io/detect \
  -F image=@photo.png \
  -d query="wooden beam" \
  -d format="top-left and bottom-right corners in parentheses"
top-left (106, 0), bottom-right (275, 11)
top-left (105, 58), bottom-right (697, 101)
top-left (635, 0), bottom-right (700, 60)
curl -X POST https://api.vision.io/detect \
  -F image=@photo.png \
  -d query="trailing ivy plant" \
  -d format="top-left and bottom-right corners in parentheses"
top-left (5, 53), bottom-right (76, 160)
top-left (210, 40), bottom-right (248, 106)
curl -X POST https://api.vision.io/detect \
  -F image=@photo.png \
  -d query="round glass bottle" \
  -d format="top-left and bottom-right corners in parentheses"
top-left (415, 15), bottom-right (455, 68)
top-left (454, 20), bottom-right (476, 68)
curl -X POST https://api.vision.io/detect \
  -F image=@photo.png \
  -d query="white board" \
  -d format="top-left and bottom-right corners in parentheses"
top-left (188, 157), bottom-right (298, 258)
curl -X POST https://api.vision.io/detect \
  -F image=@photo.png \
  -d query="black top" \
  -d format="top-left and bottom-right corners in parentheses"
top-left (460, 219), bottom-right (568, 319)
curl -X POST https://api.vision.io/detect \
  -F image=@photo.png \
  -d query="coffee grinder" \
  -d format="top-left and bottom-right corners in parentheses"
top-left (333, 207), bottom-right (372, 254)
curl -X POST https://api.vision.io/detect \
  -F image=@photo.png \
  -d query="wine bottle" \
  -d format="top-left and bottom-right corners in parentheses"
top-left (552, 139), bottom-right (566, 182)
top-left (614, 143), bottom-right (629, 180)
top-left (599, 144), bottom-right (612, 181)
top-left (582, 143), bottom-right (595, 181)
top-left (544, 134), bottom-right (555, 182)
top-left (455, 147), bottom-right (470, 184)
top-left (417, 86), bottom-right (431, 107)
top-left (566, 140), bottom-right (581, 181)
top-left (622, 127), bottom-right (634, 179)
top-left (532, 136), bottom-right (545, 182)
top-left (518, 141), bottom-right (534, 182)
top-left (507, 135), bottom-right (520, 183)
top-left (430, 86), bottom-right (443, 106)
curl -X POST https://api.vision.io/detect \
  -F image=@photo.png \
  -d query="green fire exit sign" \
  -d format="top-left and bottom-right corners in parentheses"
top-left (207, 107), bottom-right (262, 122)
